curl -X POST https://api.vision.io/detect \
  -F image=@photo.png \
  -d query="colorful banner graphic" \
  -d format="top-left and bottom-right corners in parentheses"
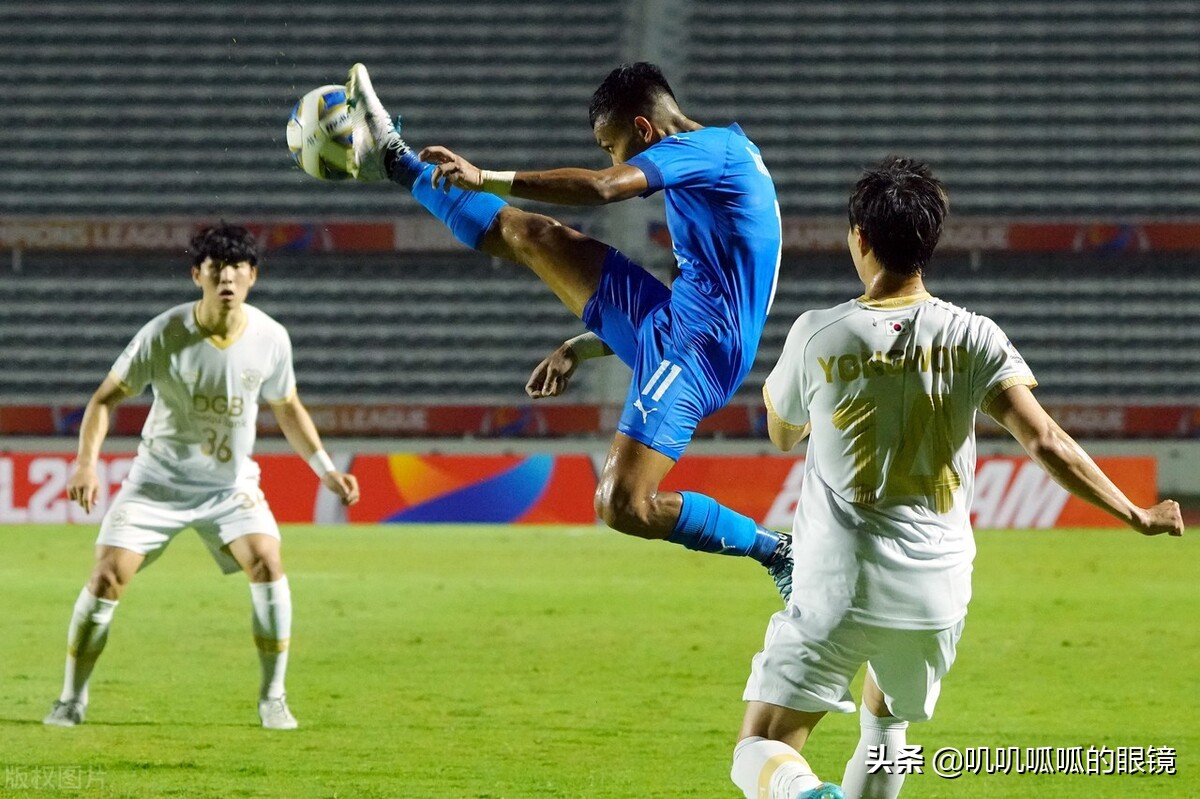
top-left (342, 454), bottom-right (596, 524)
top-left (0, 453), bottom-right (1156, 530)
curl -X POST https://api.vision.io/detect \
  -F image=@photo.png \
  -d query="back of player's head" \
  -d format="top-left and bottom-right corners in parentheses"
top-left (589, 62), bottom-right (676, 127)
top-left (848, 157), bottom-right (948, 275)
top-left (189, 222), bottom-right (260, 268)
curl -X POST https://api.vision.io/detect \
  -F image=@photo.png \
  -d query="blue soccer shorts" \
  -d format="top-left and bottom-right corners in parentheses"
top-left (582, 248), bottom-right (742, 460)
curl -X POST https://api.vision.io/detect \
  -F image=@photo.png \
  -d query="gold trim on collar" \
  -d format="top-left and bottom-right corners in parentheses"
top-left (193, 302), bottom-right (248, 350)
top-left (856, 291), bottom-right (933, 309)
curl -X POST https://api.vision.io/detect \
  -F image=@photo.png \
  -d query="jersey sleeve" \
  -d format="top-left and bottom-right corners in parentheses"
top-left (971, 316), bottom-right (1038, 412)
top-left (109, 321), bottom-right (158, 396)
top-left (625, 131), bottom-right (727, 195)
top-left (763, 314), bottom-right (812, 428)
top-left (260, 326), bottom-right (297, 405)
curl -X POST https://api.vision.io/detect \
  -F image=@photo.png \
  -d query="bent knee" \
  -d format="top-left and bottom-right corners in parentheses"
top-left (87, 563), bottom-right (130, 600)
top-left (499, 210), bottom-right (573, 254)
top-left (244, 555), bottom-right (285, 583)
top-left (594, 486), bottom-right (660, 538)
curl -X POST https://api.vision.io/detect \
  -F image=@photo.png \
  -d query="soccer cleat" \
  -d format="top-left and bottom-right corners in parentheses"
top-left (258, 695), bottom-right (299, 730)
top-left (763, 531), bottom-right (793, 602)
top-left (795, 783), bottom-right (845, 799)
top-left (346, 63), bottom-right (411, 181)
top-left (43, 699), bottom-right (86, 727)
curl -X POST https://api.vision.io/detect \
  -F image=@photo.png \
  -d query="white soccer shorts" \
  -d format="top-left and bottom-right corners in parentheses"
top-left (743, 604), bottom-right (964, 723)
top-left (96, 479), bottom-right (281, 575)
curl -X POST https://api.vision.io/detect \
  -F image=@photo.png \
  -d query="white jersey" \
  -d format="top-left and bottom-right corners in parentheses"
top-left (765, 292), bottom-right (1036, 629)
top-left (111, 302), bottom-right (296, 489)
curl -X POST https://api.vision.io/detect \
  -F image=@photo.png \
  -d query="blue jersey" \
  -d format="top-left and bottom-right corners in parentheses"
top-left (626, 124), bottom-right (782, 381)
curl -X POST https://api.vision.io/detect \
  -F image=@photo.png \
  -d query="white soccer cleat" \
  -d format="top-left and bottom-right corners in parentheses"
top-left (258, 695), bottom-right (299, 730)
top-left (346, 63), bottom-right (410, 181)
top-left (43, 699), bottom-right (86, 727)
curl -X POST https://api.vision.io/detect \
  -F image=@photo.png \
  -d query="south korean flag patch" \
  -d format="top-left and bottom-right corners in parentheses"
top-left (883, 317), bottom-right (910, 336)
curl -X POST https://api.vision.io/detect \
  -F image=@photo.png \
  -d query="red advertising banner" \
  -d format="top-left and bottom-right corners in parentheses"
top-left (4, 217), bottom-right (1199, 254)
top-left (666, 455), bottom-right (1157, 530)
top-left (0, 453), bottom-right (136, 524)
top-left (0, 452), bottom-right (1155, 530)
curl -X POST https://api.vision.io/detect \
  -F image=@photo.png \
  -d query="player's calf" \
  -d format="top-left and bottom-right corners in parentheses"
top-left (732, 736), bottom-right (844, 799)
top-left (593, 483), bottom-right (673, 540)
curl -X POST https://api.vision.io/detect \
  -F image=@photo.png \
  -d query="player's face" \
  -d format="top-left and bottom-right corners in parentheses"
top-left (192, 257), bottom-right (257, 307)
top-left (593, 117), bottom-right (652, 165)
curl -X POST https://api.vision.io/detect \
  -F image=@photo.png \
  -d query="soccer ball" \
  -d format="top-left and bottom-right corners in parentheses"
top-left (286, 84), bottom-right (355, 181)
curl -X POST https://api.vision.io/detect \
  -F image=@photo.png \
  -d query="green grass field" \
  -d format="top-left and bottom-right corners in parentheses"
top-left (1, 524), bottom-right (1195, 798)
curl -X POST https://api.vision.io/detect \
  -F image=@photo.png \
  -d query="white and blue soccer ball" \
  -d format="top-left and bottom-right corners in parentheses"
top-left (287, 84), bottom-right (355, 181)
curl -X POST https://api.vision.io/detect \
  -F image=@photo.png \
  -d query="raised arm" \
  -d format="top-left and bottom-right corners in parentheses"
top-left (525, 332), bottom-right (613, 399)
top-left (271, 393), bottom-right (360, 506)
top-left (420, 146), bottom-right (649, 206)
top-left (986, 384), bottom-right (1182, 536)
top-left (66, 373), bottom-right (129, 513)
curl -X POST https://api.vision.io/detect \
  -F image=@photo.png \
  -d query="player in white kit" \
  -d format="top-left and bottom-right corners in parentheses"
top-left (42, 223), bottom-right (360, 731)
top-left (729, 158), bottom-right (1184, 799)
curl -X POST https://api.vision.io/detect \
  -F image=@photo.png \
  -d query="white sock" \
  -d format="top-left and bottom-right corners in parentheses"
top-left (732, 736), bottom-right (823, 799)
top-left (842, 704), bottom-right (910, 799)
top-left (249, 576), bottom-right (292, 700)
top-left (60, 587), bottom-right (118, 705)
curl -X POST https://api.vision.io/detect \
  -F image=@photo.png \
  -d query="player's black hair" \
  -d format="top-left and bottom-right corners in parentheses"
top-left (188, 222), bottom-right (260, 268)
top-left (589, 62), bottom-right (676, 127)
top-left (848, 157), bottom-right (948, 276)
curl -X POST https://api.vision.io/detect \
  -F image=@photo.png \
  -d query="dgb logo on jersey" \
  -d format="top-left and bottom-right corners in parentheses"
top-left (192, 394), bottom-right (245, 416)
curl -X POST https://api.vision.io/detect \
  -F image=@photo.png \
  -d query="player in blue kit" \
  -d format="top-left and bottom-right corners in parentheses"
top-left (345, 62), bottom-right (792, 597)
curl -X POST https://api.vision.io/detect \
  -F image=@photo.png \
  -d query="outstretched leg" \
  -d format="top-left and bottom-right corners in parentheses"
top-left (349, 63), bottom-right (606, 318)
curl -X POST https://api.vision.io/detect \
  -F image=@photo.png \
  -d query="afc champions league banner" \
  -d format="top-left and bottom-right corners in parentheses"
top-left (0, 452), bottom-right (1157, 530)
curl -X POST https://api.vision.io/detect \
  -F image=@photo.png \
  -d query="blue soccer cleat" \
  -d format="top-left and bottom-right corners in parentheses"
top-left (796, 783), bottom-right (845, 799)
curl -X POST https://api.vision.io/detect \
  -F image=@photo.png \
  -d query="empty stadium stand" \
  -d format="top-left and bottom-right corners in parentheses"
top-left (2, 1), bottom-right (623, 217)
top-left (686, 0), bottom-right (1200, 216)
top-left (3, 250), bottom-right (1196, 407)
top-left (2, 1), bottom-right (1197, 412)
top-left (2, 1), bottom-right (1196, 217)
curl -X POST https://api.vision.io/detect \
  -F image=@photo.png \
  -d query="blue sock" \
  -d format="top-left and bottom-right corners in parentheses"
top-left (387, 148), bottom-right (426, 186)
top-left (387, 153), bottom-right (506, 250)
top-left (668, 491), bottom-right (780, 563)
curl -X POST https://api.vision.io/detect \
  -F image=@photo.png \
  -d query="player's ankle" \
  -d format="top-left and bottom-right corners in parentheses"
top-left (385, 148), bottom-right (423, 187)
